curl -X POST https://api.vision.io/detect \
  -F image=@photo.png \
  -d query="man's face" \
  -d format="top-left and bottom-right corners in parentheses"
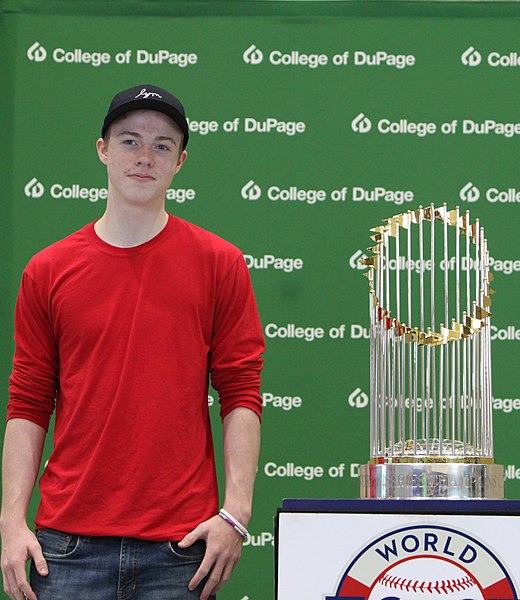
top-left (96, 109), bottom-right (187, 208)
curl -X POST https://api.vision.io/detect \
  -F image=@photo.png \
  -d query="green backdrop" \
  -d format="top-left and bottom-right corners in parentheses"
top-left (2, 1), bottom-right (520, 599)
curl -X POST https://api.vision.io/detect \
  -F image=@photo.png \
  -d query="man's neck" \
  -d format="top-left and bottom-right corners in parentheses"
top-left (94, 204), bottom-right (169, 248)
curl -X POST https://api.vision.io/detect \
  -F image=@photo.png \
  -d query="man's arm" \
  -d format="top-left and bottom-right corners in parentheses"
top-left (1, 418), bottom-right (49, 600)
top-left (179, 406), bottom-right (260, 600)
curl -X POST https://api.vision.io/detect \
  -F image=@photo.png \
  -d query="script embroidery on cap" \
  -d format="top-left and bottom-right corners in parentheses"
top-left (135, 88), bottom-right (162, 100)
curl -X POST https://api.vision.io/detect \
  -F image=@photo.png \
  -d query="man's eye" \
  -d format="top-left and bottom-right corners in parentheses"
top-left (157, 144), bottom-right (170, 151)
top-left (122, 139), bottom-right (138, 146)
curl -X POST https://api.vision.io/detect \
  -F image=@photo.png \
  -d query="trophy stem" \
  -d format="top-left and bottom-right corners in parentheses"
top-left (359, 462), bottom-right (504, 499)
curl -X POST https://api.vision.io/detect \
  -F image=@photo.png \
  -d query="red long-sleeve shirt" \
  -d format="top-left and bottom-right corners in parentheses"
top-left (7, 214), bottom-right (264, 541)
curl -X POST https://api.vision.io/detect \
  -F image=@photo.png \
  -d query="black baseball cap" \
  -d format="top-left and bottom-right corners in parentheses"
top-left (101, 84), bottom-right (189, 149)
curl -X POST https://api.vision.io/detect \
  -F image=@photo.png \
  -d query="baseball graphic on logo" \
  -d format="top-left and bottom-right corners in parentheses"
top-left (368, 557), bottom-right (484, 600)
top-left (329, 526), bottom-right (516, 600)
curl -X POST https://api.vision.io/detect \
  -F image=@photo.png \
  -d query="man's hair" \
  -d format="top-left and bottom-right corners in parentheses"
top-left (102, 112), bottom-right (185, 159)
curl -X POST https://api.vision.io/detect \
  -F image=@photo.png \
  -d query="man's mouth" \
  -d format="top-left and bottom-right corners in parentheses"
top-left (128, 173), bottom-right (155, 181)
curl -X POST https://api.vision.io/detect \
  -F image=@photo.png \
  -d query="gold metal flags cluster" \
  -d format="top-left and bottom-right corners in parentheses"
top-left (362, 205), bottom-right (493, 347)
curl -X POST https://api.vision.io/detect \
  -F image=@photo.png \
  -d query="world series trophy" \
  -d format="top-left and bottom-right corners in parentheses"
top-left (359, 205), bottom-right (504, 499)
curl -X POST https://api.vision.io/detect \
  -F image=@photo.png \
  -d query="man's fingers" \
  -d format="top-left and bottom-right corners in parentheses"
top-left (178, 523), bottom-right (204, 548)
top-left (3, 567), bottom-right (36, 600)
top-left (2, 547), bottom-right (44, 600)
top-left (3, 564), bottom-right (26, 599)
top-left (192, 552), bottom-right (238, 600)
top-left (177, 532), bottom-right (195, 548)
top-left (15, 558), bottom-right (40, 600)
top-left (16, 577), bottom-right (37, 600)
top-left (30, 547), bottom-right (47, 577)
top-left (184, 516), bottom-right (243, 598)
top-left (3, 569), bottom-right (18, 599)
top-left (216, 558), bottom-right (236, 591)
top-left (199, 563), bottom-right (223, 600)
top-left (1, 527), bottom-right (44, 599)
top-left (187, 554), bottom-right (212, 591)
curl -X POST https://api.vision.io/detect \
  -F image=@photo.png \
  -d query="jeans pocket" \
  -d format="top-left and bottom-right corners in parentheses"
top-left (167, 540), bottom-right (206, 562)
top-left (36, 528), bottom-right (82, 559)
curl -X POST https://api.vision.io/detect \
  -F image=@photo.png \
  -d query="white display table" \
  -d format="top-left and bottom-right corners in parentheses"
top-left (276, 499), bottom-right (520, 600)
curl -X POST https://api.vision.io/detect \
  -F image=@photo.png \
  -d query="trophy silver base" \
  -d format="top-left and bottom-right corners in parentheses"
top-left (359, 462), bottom-right (504, 499)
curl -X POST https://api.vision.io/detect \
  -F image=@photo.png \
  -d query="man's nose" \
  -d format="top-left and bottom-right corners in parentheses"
top-left (136, 145), bottom-right (154, 166)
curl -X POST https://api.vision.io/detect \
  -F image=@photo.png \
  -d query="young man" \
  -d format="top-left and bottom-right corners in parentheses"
top-left (1, 85), bottom-right (265, 600)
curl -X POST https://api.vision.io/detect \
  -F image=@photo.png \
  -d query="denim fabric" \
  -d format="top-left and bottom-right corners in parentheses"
top-left (30, 528), bottom-right (216, 599)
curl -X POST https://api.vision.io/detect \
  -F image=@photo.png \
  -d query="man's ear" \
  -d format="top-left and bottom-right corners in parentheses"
top-left (96, 137), bottom-right (109, 166)
top-left (174, 149), bottom-right (188, 175)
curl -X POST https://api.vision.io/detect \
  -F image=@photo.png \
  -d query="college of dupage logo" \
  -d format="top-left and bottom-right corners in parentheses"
top-left (325, 525), bottom-right (517, 600)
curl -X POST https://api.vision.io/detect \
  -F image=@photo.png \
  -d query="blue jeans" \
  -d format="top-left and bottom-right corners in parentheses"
top-left (30, 528), bottom-right (216, 600)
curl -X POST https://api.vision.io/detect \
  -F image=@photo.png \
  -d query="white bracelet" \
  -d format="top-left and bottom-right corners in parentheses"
top-left (218, 508), bottom-right (249, 541)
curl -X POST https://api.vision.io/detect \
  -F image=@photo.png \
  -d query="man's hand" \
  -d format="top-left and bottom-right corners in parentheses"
top-left (1, 420), bottom-right (47, 599)
top-left (1, 521), bottom-right (48, 600)
top-left (179, 408), bottom-right (259, 599)
top-left (178, 514), bottom-right (244, 600)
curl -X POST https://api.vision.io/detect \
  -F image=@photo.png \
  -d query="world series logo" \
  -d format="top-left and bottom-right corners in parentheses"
top-left (326, 525), bottom-right (517, 600)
